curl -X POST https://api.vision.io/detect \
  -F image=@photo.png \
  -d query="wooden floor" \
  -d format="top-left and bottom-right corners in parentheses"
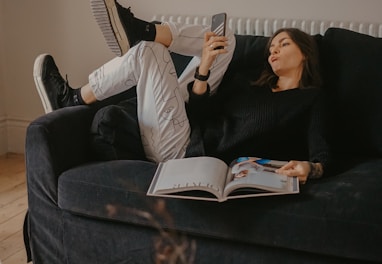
top-left (0, 154), bottom-right (29, 264)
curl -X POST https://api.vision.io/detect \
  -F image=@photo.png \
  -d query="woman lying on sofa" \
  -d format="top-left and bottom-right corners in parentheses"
top-left (33, 0), bottom-right (330, 184)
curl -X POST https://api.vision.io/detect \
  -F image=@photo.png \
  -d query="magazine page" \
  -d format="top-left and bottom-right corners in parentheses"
top-left (147, 156), bottom-right (229, 200)
top-left (223, 157), bottom-right (298, 197)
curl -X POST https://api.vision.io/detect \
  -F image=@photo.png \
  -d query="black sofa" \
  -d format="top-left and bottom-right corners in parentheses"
top-left (24, 28), bottom-right (382, 263)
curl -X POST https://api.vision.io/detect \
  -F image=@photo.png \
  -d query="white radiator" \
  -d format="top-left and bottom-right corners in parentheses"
top-left (152, 15), bottom-right (382, 37)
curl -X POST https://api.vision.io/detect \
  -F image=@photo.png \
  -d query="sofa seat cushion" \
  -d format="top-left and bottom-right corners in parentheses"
top-left (58, 159), bottom-right (382, 262)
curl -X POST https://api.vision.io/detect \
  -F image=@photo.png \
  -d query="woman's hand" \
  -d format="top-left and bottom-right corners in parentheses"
top-left (199, 32), bottom-right (228, 74)
top-left (275, 161), bottom-right (323, 184)
top-left (192, 32), bottom-right (228, 95)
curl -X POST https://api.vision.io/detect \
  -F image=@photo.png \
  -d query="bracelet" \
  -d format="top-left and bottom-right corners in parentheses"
top-left (194, 66), bottom-right (210, 81)
top-left (308, 162), bottom-right (323, 179)
top-left (308, 162), bottom-right (315, 178)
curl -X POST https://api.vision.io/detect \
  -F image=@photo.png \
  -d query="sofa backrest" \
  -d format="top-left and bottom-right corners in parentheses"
top-left (320, 28), bottom-right (382, 160)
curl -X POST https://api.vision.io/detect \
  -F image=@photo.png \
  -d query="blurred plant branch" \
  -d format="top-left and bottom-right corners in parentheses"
top-left (106, 199), bottom-right (196, 264)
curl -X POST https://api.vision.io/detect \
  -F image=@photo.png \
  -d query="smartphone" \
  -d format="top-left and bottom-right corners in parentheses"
top-left (211, 13), bottom-right (227, 49)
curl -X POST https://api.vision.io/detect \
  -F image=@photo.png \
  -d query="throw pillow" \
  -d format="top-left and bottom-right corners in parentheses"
top-left (90, 97), bottom-right (146, 161)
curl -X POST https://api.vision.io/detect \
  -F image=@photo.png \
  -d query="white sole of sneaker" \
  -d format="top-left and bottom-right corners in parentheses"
top-left (90, 0), bottom-right (130, 56)
top-left (33, 53), bottom-right (53, 114)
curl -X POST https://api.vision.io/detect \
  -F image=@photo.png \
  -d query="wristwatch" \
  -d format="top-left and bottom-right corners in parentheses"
top-left (194, 66), bottom-right (210, 81)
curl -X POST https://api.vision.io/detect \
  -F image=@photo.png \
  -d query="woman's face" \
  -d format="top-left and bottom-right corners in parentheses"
top-left (268, 31), bottom-right (305, 78)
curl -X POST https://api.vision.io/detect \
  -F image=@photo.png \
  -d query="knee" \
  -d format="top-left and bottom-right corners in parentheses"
top-left (135, 41), bottom-right (172, 63)
top-left (136, 41), bottom-right (168, 55)
top-left (126, 41), bottom-right (168, 57)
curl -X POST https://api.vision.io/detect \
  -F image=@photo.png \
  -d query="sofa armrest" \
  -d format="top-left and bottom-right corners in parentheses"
top-left (26, 105), bottom-right (97, 203)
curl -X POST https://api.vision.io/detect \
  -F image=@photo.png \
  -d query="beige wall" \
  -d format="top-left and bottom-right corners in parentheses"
top-left (0, 1), bottom-right (6, 154)
top-left (128, 0), bottom-right (382, 23)
top-left (1, 0), bottom-right (114, 154)
top-left (1, 0), bottom-right (382, 154)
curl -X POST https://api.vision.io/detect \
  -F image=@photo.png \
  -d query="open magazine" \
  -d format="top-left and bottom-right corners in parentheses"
top-left (147, 156), bottom-right (299, 202)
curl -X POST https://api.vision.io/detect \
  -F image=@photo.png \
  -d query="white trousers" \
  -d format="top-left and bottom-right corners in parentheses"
top-left (89, 22), bottom-right (236, 162)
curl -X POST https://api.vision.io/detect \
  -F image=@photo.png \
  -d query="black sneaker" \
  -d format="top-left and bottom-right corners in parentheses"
top-left (33, 54), bottom-right (75, 113)
top-left (90, 0), bottom-right (140, 56)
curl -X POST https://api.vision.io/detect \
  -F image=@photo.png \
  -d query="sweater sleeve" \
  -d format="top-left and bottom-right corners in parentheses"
top-left (186, 81), bottom-right (212, 118)
top-left (308, 92), bottom-right (332, 173)
top-left (184, 81), bottom-right (215, 158)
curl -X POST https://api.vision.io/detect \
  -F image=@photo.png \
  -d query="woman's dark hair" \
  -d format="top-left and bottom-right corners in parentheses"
top-left (254, 28), bottom-right (321, 89)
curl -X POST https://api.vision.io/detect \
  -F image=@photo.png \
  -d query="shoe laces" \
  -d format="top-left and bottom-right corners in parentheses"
top-left (127, 7), bottom-right (134, 17)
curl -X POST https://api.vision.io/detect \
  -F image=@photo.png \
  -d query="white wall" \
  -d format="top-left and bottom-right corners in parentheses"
top-left (2, 0), bottom-right (114, 154)
top-left (126, 0), bottom-right (382, 24)
top-left (0, 1), bottom-right (7, 154)
top-left (2, 0), bottom-right (382, 154)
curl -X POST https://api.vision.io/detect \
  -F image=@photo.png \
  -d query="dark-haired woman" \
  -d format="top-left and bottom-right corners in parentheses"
top-left (199, 28), bottom-right (329, 184)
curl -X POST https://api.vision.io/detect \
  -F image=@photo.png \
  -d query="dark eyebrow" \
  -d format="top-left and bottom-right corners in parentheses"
top-left (278, 37), bottom-right (290, 43)
top-left (270, 37), bottom-right (291, 46)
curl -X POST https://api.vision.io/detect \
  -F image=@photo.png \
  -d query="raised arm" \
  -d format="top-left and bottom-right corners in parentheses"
top-left (191, 32), bottom-right (228, 95)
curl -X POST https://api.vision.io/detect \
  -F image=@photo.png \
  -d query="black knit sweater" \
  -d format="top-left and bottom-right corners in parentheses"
top-left (185, 77), bottom-right (331, 170)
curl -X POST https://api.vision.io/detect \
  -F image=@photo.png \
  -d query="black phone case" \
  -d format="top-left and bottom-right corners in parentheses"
top-left (211, 13), bottom-right (227, 37)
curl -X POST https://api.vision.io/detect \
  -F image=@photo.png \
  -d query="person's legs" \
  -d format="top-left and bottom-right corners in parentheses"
top-left (34, 41), bottom-right (190, 162)
top-left (88, 41), bottom-right (190, 162)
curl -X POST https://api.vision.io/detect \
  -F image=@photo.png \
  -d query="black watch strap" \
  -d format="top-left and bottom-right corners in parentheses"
top-left (194, 66), bottom-right (210, 81)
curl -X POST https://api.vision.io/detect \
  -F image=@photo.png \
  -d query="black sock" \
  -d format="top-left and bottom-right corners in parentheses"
top-left (72, 88), bottom-right (86, 105)
top-left (134, 18), bottom-right (156, 42)
top-left (114, 1), bottom-right (156, 44)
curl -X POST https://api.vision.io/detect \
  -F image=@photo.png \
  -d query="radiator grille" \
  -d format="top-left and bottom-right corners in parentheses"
top-left (153, 15), bottom-right (382, 37)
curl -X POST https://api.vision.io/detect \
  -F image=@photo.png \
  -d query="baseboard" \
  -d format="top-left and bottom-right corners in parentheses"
top-left (0, 117), bottom-right (31, 154)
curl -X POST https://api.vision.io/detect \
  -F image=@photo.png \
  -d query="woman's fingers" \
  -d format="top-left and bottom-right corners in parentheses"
top-left (200, 33), bottom-right (228, 69)
top-left (276, 160), bottom-right (309, 184)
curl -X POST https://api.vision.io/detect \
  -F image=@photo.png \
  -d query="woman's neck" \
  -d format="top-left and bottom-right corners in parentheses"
top-left (273, 75), bottom-right (301, 92)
